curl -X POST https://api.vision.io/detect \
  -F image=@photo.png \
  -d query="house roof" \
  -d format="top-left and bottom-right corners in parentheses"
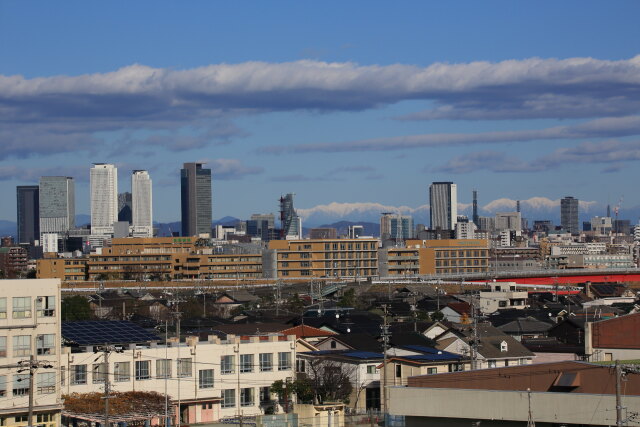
top-left (317, 333), bottom-right (382, 352)
top-left (280, 324), bottom-right (337, 339)
top-left (446, 302), bottom-right (471, 316)
top-left (211, 322), bottom-right (289, 336)
top-left (447, 323), bottom-right (535, 359)
top-left (591, 312), bottom-right (640, 350)
top-left (497, 317), bottom-right (553, 335)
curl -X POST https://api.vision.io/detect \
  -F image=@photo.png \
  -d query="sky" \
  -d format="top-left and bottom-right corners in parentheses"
top-left (1, 1), bottom-right (640, 225)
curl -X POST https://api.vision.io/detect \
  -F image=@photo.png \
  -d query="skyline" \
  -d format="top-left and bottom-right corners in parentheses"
top-left (2, 2), bottom-right (640, 223)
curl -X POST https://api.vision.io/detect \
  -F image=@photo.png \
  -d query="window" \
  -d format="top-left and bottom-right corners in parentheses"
top-left (366, 365), bottom-right (376, 374)
top-left (221, 355), bottom-right (235, 374)
top-left (260, 386), bottom-right (271, 404)
top-left (114, 362), bottom-right (130, 382)
top-left (12, 297), bottom-right (31, 319)
top-left (37, 372), bottom-right (56, 394)
top-left (278, 352), bottom-right (291, 371)
top-left (240, 387), bottom-right (254, 406)
top-left (488, 360), bottom-right (497, 368)
top-left (71, 365), bottom-right (87, 385)
top-left (177, 358), bottom-right (192, 378)
top-left (37, 334), bottom-right (55, 355)
top-left (15, 416), bottom-right (28, 423)
top-left (395, 364), bottom-right (402, 378)
top-left (37, 414), bottom-right (54, 423)
top-left (0, 298), bottom-right (6, 319)
top-left (199, 369), bottom-right (214, 389)
top-left (61, 367), bottom-right (65, 386)
top-left (296, 359), bottom-right (306, 373)
top-left (93, 363), bottom-right (107, 383)
top-left (135, 361), bottom-right (150, 380)
top-left (0, 337), bottom-right (6, 358)
top-left (240, 354), bottom-right (253, 373)
top-left (36, 296), bottom-right (55, 317)
top-left (222, 389), bottom-right (235, 408)
top-left (0, 375), bottom-right (5, 397)
top-left (156, 359), bottom-right (171, 378)
top-left (13, 336), bottom-right (31, 357)
top-left (500, 341), bottom-right (508, 352)
top-left (13, 374), bottom-right (29, 396)
top-left (259, 353), bottom-right (272, 372)
top-left (427, 367), bottom-right (438, 374)
top-left (330, 341), bottom-right (337, 349)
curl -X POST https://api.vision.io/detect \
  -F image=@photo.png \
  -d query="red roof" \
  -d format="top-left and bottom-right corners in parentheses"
top-left (280, 324), bottom-right (337, 339)
top-left (446, 302), bottom-right (471, 315)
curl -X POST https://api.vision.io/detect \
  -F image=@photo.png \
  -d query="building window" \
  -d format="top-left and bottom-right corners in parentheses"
top-left (427, 367), bottom-right (438, 374)
top-left (222, 389), bottom-right (235, 408)
top-left (0, 337), bottom-right (6, 358)
top-left (36, 296), bottom-right (56, 317)
top-left (260, 386), bottom-right (271, 404)
top-left (366, 365), bottom-right (376, 374)
top-left (93, 363), bottom-right (107, 383)
top-left (259, 353), bottom-right (272, 372)
top-left (221, 355), bottom-right (235, 374)
top-left (0, 375), bottom-right (6, 397)
top-left (0, 298), bottom-right (6, 319)
top-left (37, 414), bottom-right (54, 423)
top-left (13, 374), bottom-right (29, 396)
top-left (12, 297), bottom-right (31, 319)
top-left (488, 360), bottom-right (497, 368)
top-left (199, 369), bottom-right (214, 389)
top-left (177, 358), bottom-right (192, 378)
top-left (13, 335), bottom-right (31, 357)
top-left (395, 364), bottom-right (402, 378)
top-left (240, 354), bottom-right (253, 373)
top-left (36, 334), bottom-right (55, 355)
top-left (156, 359), bottom-right (171, 378)
top-left (37, 372), bottom-right (56, 394)
top-left (240, 387), bottom-right (254, 407)
top-left (278, 352), bottom-right (291, 371)
top-left (500, 341), bottom-right (508, 352)
top-left (71, 365), bottom-right (87, 385)
top-left (135, 361), bottom-right (150, 380)
top-left (114, 362), bottom-right (130, 382)
top-left (295, 359), bottom-right (306, 373)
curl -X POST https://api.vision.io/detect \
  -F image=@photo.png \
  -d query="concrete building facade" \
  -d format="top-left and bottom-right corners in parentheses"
top-left (131, 170), bottom-right (153, 238)
top-left (429, 182), bottom-right (457, 231)
top-left (181, 163), bottom-right (212, 238)
top-left (16, 186), bottom-right (40, 245)
top-left (561, 196), bottom-right (579, 235)
top-left (90, 164), bottom-right (118, 238)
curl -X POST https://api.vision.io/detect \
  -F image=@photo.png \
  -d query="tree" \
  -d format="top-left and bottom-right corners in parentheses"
top-left (338, 288), bottom-right (356, 308)
top-left (285, 293), bottom-right (305, 313)
top-left (431, 310), bottom-right (444, 321)
top-left (61, 295), bottom-right (92, 321)
top-left (286, 358), bottom-right (354, 405)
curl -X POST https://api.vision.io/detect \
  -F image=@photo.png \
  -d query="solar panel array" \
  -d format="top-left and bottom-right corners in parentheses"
top-left (62, 320), bottom-right (161, 345)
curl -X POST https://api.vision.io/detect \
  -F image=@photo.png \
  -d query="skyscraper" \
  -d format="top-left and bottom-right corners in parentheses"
top-left (561, 196), bottom-right (579, 235)
top-left (16, 186), bottom-right (39, 245)
top-left (380, 213), bottom-right (414, 240)
top-left (181, 162), bottom-right (212, 237)
top-left (429, 182), bottom-right (457, 230)
top-left (132, 170), bottom-right (153, 237)
top-left (472, 190), bottom-right (479, 226)
top-left (90, 164), bottom-right (118, 236)
top-left (39, 176), bottom-right (75, 242)
top-left (117, 192), bottom-right (132, 224)
top-left (279, 193), bottom-right (302, 239)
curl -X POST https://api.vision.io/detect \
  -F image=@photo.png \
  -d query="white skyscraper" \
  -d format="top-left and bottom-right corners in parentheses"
top-left (90, 163), bottom-right (118, 237)
top-left (429, 182), bottom-right (458, 230)
top-left (132, 170), bottom-right (153, 237)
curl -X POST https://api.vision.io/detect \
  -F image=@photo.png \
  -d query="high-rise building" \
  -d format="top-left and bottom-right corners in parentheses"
top-left (380, 213), bottom-right (413, 240)
top-left (472, 190), bottom-right (479, 226)
top-left (495, 212), bottom-right (522, 232)
top-left (181, 162), bottom-right (212, 237)
top-left (429, 182), bottom-right (457, 230)
top-left (16, 185), bottom-right (40, 244)
top-left (132, 170), bottom-right (153, 237)
top-left (90, 164), bottom-right (118, 236)
top-left (561, 196), bottom-right (579, 235)
top-left (39, 176), bottom-right (75, 246)
top-left (118, 192), bottom-right (132, 224)
top-left (279, 193), bottom-right (302, 239)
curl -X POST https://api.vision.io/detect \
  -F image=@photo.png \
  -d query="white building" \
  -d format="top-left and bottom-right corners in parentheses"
top-left (131, 170), bottom-right (153, 238)
top-left (479, 282), bottom-right (529, 314)
top-left (429, 182), bottom-right (457, 231)
top-left (0, 279), bottom-right (62, 427)
top-left (61, 333), bottom-right (296, 424)
top-left (455, 221), bottom-right (477, 240)
top-left (90, 164), bottom-right (118, 246)
top-left (591, 216), bottom-right (613, 236)
top-left (495, 212), bottom-right (521, 232)
top-left (39, 177), bottom-right (75, 248)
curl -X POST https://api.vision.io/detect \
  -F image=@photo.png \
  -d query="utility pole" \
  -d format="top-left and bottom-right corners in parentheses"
top-left (616, 361), bottom-right (623, 427)
top-left (168, 296), bottom-right (184, 426)
top-left (380, 304), bottom-right (391, 427)
top-left (19, 356), bottom-right (53, 427)
top-left (96, 344), bottom-right (123, 427)
top-left (527, 388), bottom-right (535, 427)
top-left (470, 296), bottom-right (479, 370)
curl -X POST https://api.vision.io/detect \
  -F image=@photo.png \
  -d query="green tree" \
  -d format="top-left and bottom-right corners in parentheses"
top-left (285, 293), bottom-right (305, 313)
top-left (337, 288), bottom-right (356, 307)
top-left (431, 310), bottom-right (444, 321)
top-left (61, 295), bottom-right (92, 321)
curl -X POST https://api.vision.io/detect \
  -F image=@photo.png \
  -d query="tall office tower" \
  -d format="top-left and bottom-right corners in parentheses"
top-left (181, 162), bottom-right (212, 237)
top-left (429, 182), bottom-right (457, 230)
top-left (132, 170), bottom-right (153, 237)
top-left (117, 192), bottom-right (132, 223)
top-left (16, 186), bottom-right (40, 245)
top-left (279, 193), bottom-right (302, 239)
top-left (380, 213), bottom-right (413, 240)
top-left (247, 213), bottom-right (276, 241)
top-left (560, 196), bottom-right (579, 235)
top-left (495, 212), bottom-right (522, 232)
top-left (39, 176), bottom-right (75, 242)
top-left (472, 190), bottom-right (479, 226)
top-left (90, 164), bottom-right (118, 236)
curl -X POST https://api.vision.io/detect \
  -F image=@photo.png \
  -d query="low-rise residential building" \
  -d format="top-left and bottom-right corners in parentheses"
top-left (585, 312), bottom-right (640, 362)
top-left (36, 257), bottom-right (88, 282)
top-left (0, 279), bottom-right (63, 427)
top-left (0, 247), bottom-right (28, 278)
top-left (479, 282), bottom-right (529, 314)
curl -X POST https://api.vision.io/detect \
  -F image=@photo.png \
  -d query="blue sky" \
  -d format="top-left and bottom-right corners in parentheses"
top-left (1, 1), bottom-right (640, 225)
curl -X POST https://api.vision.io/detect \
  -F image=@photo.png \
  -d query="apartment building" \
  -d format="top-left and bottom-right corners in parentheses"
top-left (266, 239), bottom-right (379, 279)
top-left (36, 257), bottom-right (88, 283)
top-left (61, 332), bottom-right (296, 424)
top-left (0, 279), bottom-right (62, 427)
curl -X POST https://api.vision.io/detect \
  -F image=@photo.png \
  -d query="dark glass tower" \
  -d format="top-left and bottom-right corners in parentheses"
top-left (561, 196), bottom-right (579, 235)
top-left (181, 162), bottom-right (212, 237)
top-left (16, 186), bottom-right (40, 244)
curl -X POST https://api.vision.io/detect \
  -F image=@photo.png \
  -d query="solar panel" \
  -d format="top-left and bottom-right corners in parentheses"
top-left (62, 320), bottom-right (161, 346)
